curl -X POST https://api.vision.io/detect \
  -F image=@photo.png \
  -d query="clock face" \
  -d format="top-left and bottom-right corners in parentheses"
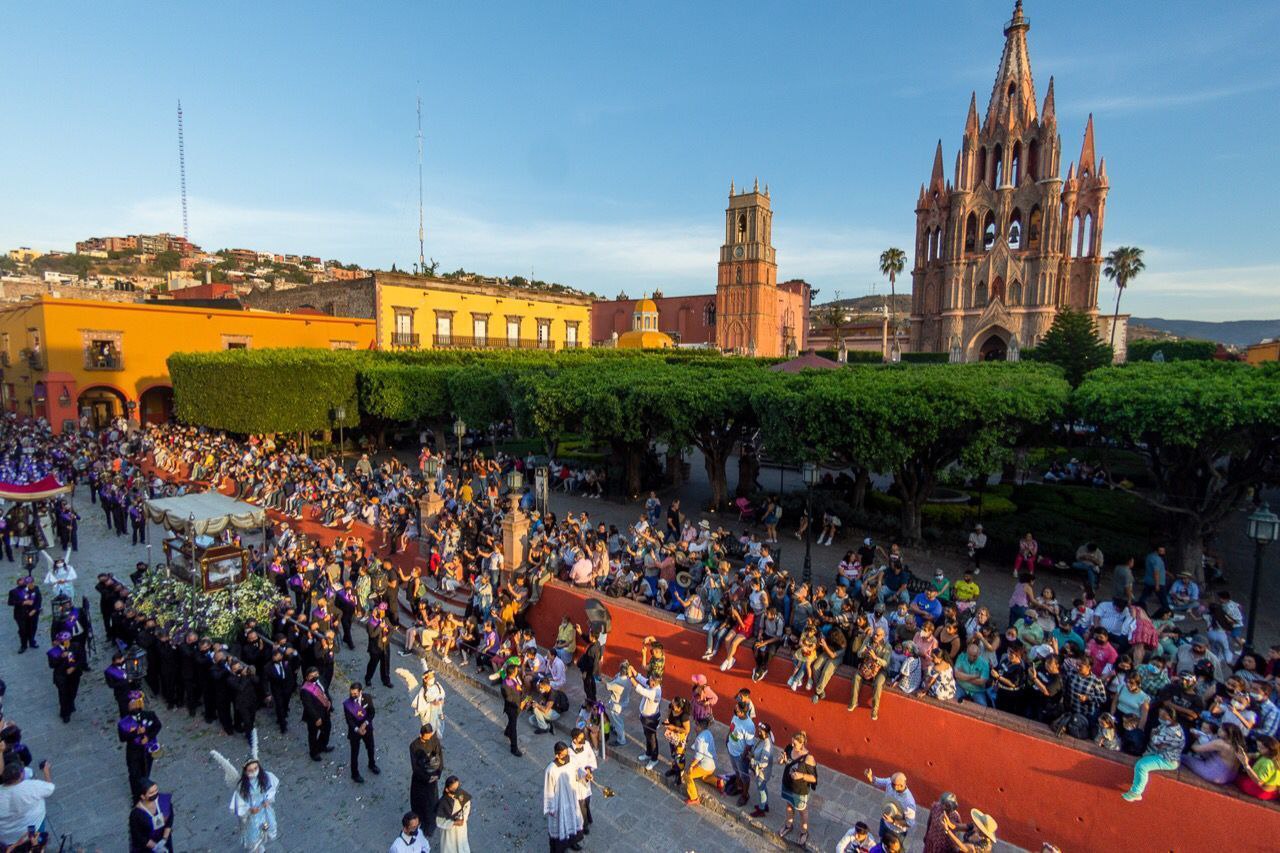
top-left (734, 246), bottom-right (745, 259)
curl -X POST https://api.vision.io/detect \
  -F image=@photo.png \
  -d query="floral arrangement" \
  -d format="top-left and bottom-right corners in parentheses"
top-left (133, 570), bottom-right (281, 643)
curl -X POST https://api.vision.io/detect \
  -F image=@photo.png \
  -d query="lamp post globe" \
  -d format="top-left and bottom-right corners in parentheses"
top-left (1245, 502), bottom-right (1279, 647)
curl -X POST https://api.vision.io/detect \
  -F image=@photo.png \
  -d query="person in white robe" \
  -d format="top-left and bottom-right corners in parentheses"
top-left (568, 728), bottom-right (598, 837)
top-left (412, 667), bottom-right (446, 743)
top-left (434, 775), bottom-right (472, 853)
top-left (544, 742), bottom-right (584, 852)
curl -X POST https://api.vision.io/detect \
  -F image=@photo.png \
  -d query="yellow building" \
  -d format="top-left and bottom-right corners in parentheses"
top-left (7, 247), bottom-right (43, 263)
top-left (1244, 340), bottom-right (1279, 364)
top-left (241, 271), bottom-right (593, 351)
top-left (0, 296), bottom-right (375, 431)
top-left (614, 297), bottom-right (675, 349)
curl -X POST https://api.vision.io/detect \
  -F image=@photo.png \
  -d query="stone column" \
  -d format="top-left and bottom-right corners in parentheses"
top-left (501, 495), bottom-right (529, 572)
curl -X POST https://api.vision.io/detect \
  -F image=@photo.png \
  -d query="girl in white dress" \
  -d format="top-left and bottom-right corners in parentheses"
top-left (435, 775), bottom-right (472, 853)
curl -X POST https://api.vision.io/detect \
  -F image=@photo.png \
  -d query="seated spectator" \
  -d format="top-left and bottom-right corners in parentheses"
top-left (955, 643), bottom-right (992, 707)
top-left (1072, 542), bottom-right (1105, 591)
top-left (1234, 735), bottom-right (1280, 801)
top-left (1184, 724), bottom-right (1244, 786)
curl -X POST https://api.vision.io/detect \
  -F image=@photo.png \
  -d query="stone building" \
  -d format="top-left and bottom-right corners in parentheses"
top-left (908, 1), bottom-right (1124, 361)
top-left (590, 183), bottom-right (810, 357)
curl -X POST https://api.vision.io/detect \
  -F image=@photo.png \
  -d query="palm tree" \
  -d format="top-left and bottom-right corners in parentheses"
top-left (1103, 246), bottom-right (1145, 351)
top-left (879, 247), bottom-right (907, 360)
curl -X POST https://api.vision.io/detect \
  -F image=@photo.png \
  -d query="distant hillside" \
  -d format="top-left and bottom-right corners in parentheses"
top-left (1130, 317), bottom-right (1280, 347)
top-left (816, 294), bottom-right (911, 314)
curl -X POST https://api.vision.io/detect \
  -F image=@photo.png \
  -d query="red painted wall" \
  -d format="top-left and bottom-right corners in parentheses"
top-left (590, 295), bottom-right (717, 345)
top-left (529, 583), bottom-right (1280, 852)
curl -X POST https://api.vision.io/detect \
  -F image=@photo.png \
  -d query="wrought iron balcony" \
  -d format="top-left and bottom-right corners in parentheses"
top-left (390, 331), bottom-right (420, 348)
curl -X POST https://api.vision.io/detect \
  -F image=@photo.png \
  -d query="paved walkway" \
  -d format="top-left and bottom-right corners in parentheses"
top-left (1, 492), bottom-right (772, 852)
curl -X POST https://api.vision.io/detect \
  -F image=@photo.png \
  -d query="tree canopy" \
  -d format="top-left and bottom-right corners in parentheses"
top-left (1026, 308), bottom-right (1113, 387)
top-left (1074, 361), bottom-right (1280, 574)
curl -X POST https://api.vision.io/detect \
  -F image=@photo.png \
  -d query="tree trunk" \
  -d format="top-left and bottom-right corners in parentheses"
top-left (666, 447), bottom-right (682, 486)
top-left (849, 468), bottom-right (869, 515)
top-left (736, 449), bottom-right (760, 499)
top-left (703, 448), bottom-right (729, 512)
top-left (1172, 515), bottom-right (1206, 586)
top-left (899, 497), bottom-right (923, 545)
top-left (612, 441), bottom-right (644, 500)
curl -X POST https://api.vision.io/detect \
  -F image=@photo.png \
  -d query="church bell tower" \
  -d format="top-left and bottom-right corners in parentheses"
top-left (716, 179), bottom-right (780, 356)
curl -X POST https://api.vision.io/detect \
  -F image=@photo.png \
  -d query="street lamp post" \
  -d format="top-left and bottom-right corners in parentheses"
top-left (1245, 501), bottom-right (1279, 647)
top-left (453, 416), bottom-right (467, 473)
top-left (333, 405), bottom-right (346, 473)
top-left (801, 460), bottom-right (818, 584)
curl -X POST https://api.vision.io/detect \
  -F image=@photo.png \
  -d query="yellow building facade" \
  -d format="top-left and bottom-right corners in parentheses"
top-left (0, 296), bottom-right (374, 432)
top-left (373, 272), bottom-right (592, 351)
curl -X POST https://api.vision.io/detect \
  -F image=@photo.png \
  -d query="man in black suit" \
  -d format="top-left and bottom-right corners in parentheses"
top-left (267, 647), bottom-right (297, 734)
top-left (299, 667), bottom-right (334, 760)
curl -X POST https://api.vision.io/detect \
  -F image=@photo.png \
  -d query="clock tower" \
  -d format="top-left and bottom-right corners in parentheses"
top-left (716, 179), bottom-right (781, 356)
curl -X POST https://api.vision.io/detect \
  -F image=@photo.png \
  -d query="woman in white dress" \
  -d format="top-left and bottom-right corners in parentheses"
top-left (435, 775), bottom-right (472, 853)
top-left (228, 758), bottom-right (279, 852)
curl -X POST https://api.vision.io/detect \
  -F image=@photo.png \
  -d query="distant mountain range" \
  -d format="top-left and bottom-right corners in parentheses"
top-left (1129, 317), bottom-right (1280, 347)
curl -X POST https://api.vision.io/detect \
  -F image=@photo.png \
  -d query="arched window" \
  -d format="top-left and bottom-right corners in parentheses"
top-left (1076, 212), bottom-right (1093, 257)
top-left (1028, 205), bottom-right (1042, 250)
top-left (991, 277), bottom-right (1006, 303)
top-left (964, 213), bottom-right (978, 253)
top-left (737, 214), bottom-right (747, 239)
top-left (982, 211), bottom-right (997, 250)
top-left (1011, 142), bottom-right (1022, 186)
top-left (993, 144), bottom-right (1004, 188)
top-left (1008, 208), bottom-right (1023, 249)
top-left (935, 227), bottom-right (945, 260)
top-left (703, 303), bottom-right (716, 327)
top-left (974, 281), bottom-right (988, 307)
top-left (1027, 139), bottom-right (1040, 182)
top-left (1083, 212), bottom-right (1096, 257)
top-left (977, 147), bottom-right (987, 188)
top-left (1009, 281), bottom-right (1022, 305)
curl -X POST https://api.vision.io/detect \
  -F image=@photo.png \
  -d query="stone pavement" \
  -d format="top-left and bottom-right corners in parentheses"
top-left (0, 491), bottom-right (772, 853)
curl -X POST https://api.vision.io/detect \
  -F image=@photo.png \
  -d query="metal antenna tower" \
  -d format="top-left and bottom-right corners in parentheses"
top-left (417, 91), bottom-right (426, 274)
top-left (177, 100), bottom-right (189, 240)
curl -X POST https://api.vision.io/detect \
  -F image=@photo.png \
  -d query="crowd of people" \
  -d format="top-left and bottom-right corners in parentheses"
top-left (0, 411), bottom-right (1276, 852)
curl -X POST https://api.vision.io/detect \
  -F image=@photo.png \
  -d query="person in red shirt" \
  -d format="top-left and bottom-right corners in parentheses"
top-left (715, 599), bottom-right (755, 674)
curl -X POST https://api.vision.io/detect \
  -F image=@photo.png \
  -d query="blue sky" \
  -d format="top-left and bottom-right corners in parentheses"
top-left (3, 1), bottom-right (1278, 319)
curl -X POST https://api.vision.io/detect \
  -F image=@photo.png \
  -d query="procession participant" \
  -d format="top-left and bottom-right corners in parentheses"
top-left (105, 648), bottom-right (136, 716)
top-left (46, 631), bottom-right (83, 723)
top-left (267, 647), bottom-right (296, 735)
top-left (229, 758), bottom-right (279, 853)
top-left (118, 691), bottom-right (163, 798)
top-left (42, 556), bottom-right (76, 601)
top-left (335, 580), bottom-right (357, 649)
top-left (409, 724), bottom-right (444, 840)
top-left (7, 575), bottom-right (41, 653)
top-left (435, 776), bottom-right (472, 853)
top-left (568, 727), bottom-right (597, 836)
top-left (544, 742), bottom-right (584, 853)
top-left (299, 667), bottom-right (334, 761)
top-left (411, 668), bottom-right (446, 743)
top-left (343, 682), bottom-right (380, 783)
top-left (365, 604), bottom-right (393, 688)
top-left (388, 812), bottom-right (429, 853)
top-left (127, 778), bottom-right (174, 853)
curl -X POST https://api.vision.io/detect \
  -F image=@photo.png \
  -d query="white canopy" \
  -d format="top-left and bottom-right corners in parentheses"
top-left (144, 491), bottom-right (267, 536)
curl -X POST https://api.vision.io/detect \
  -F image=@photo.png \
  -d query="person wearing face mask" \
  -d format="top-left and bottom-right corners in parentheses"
top-left (387, 811), bottom-right (429, 853)
top-left (229, 759), bottom-right (279, 852)
top-left (128, 778), bottom-right (174, 853)
top-left (434, 775), bottom-right (472, 853)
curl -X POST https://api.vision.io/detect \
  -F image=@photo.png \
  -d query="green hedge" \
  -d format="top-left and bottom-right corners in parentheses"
top-left (1127, 339), bottom-right (1217, 362)
top-left (982, 483), bottom-right (1160, 566)
top-left (865, 488), bottom-right (1017, 527)
top-left (900, 351), bottom-right (950, 364)
top-left (168, 348), bottom-right (359, 434)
